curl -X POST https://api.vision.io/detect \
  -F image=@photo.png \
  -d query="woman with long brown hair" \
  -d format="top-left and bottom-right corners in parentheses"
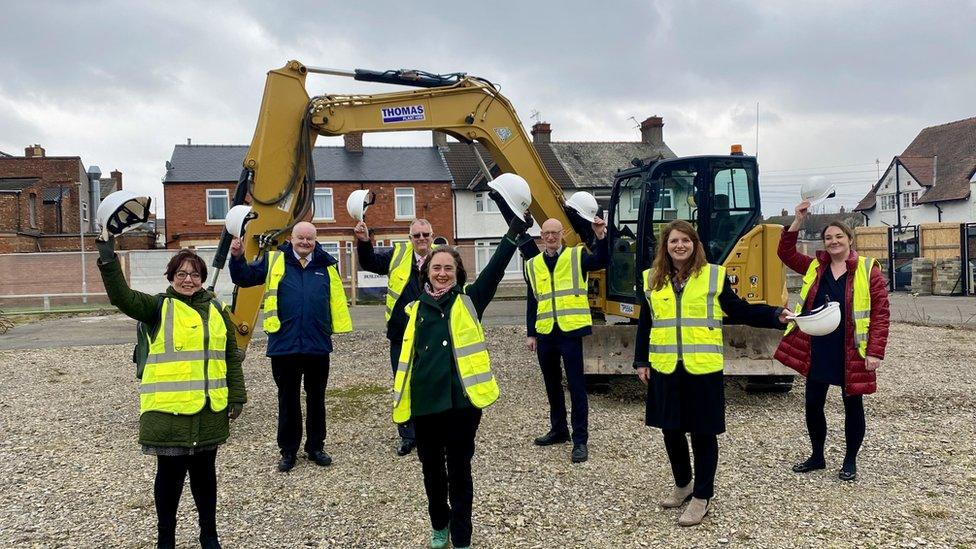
top-left (633, 220), bottom-right (789, 526)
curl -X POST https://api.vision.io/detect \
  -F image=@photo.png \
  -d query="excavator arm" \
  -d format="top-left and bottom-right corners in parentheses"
top-left (223, 60), bottom-right (578, 349)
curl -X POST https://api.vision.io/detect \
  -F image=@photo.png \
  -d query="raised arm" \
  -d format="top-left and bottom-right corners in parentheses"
top-left (228, 239), bottom-right (269, 288)
top-left (355, 221), bottom-right (395, 274)
top-left (96, 237), bottom-right (161, 324)
top-left (465, 218), bottom-right (528, 315)
top-left (779, 201), bottom-right (815, 275)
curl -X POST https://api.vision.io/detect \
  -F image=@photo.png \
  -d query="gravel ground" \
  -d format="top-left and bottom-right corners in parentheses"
top-left (1, 322), bottom-right (974, 548)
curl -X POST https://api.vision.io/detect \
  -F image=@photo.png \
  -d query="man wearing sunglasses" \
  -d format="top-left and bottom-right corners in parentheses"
top-left (354, 218), bottom-right (435, 456)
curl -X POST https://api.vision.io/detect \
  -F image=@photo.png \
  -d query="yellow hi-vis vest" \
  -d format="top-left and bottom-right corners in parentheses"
top-left (261, 251), bottom-right (352, 334)
top-left (385, 242), bottom-right (414, 322)
top-left (525, 246), bottom-right (592, 334)
top-left (643, 264), bottom-right (726, 375)
top-left (784, 256), bottom-right (876, 358)
top-left (391, 292), bottom-right (500, 424)
top-left (140, 298), bottom-right (228, 415)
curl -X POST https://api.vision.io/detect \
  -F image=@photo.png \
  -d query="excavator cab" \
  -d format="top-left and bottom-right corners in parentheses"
top-left (605, 155), bottom-right (761, 310)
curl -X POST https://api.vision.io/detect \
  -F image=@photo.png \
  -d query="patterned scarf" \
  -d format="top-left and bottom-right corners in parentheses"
top-left (424, 281), bottom-right (456, 300)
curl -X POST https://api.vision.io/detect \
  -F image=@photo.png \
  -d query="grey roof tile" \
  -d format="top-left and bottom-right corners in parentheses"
top-left (0, 178), bottom-right (37, 192)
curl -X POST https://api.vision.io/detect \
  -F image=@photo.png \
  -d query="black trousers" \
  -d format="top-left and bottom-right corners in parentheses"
top-left (536, 334), bottom-right (589, 445)
top-left (155, 449), bottom-right (218, 543)
top-left (413, 408), bottom-right (483, 548)
top-left (805, 379), bottom-right (865, 465)
top-left (271, 354), bottom-right (330, 456)
top-left (662, 430), bottom-right (718, 500)
top-left (389, 340), bottom-right (415, 443)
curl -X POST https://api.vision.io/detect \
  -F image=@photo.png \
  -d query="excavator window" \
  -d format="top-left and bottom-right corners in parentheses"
top-left (707, 166), bottom-right (757, 262)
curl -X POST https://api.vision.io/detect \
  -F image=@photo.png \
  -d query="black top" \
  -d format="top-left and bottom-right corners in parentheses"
top-left (809, 270), bottom-right (847, 386)
top-left (357, 240), bottom-right (424, 341)
top-left (525, 238), bottom-right (610, 338)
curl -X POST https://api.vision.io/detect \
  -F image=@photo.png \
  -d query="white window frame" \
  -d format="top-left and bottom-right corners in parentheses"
top-left (474, 240), bottom-right (522, 279)
top-left (901, 191), bottom-right (919, 209)
top-left (206, 189), bottom-right (230, 222)
top-left (879, 194), bottom-right (896, 211)
top-left (81, 201), bottom-right (89, 222)
top-left (312, 188), bottom-right (335, 221)
top-left (321, 241), bottom-right (340, 270)
top-left (474, 192), bottom-right (500, 213)
top-left (395, 187), bottom-right (416, 220)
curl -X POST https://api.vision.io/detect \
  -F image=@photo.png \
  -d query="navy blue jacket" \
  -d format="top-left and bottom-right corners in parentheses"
top-left (230, 242), bottom-right (340, 357)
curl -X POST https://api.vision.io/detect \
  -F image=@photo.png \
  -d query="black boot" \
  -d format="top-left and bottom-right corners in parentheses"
top-left (200, 533), bottom-right (221, 549)
top-left (157, 529), bottom-right (176, 549)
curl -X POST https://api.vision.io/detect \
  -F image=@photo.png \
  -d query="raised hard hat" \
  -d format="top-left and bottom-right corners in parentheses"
top-left (565, 191), bottom-right (599, 222)
top-left (801, 176), bottom-right (836, 208)
top-left (790, 301), bottom-right (841, 336)
top-left (346, 189), bottom-right (370, 221)
top-left (224, 205), bottom-right (256, 238)
top-left (96, 190), bottom-right (151, 238)
top-left (488, 173), bottom-right (532, 218)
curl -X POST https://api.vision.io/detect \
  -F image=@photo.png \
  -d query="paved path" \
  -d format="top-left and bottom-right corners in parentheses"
top-left (1, 294), bottom-right (974, 351)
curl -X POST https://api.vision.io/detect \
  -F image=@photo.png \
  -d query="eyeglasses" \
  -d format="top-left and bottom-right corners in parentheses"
top-left (175, 271), bottom-right (202, 281)
top-left (540, 231), bottom-right (562, 237)
top-left (410, 232), bottom-right (431, 239)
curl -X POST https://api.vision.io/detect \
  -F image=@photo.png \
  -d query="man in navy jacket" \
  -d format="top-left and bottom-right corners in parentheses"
top-left (230, 222), bottom-right (343, 472)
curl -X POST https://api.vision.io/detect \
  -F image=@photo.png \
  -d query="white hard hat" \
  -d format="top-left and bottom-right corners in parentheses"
top-left (96, 190), bottom-right (151, 238)
top-left (791, 301), bottom-right (841, 336)
top-left (346, 189), bottom-right (370, 221)
top-left (487, 173), bottom-right (532, 218)
top-left (565, 191), bottom-right (599, 222)
top-left (801, 176), bottom-right (836, 208)
top-left (224, 205), bottom-right (256, 238)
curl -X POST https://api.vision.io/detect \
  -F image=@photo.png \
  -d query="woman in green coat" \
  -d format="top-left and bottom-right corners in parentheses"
top-left (96, 236), bottom-right (246, 549)
top-left (393, 217), bottom-right (527, 549)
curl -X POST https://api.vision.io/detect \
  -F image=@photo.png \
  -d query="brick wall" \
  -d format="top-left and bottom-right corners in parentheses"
top-left (0, 194), bottom-right (20, 232)
top-left (164, 181), bottom-right (455, 248)
top-left (0, 156), bottom-right (85, 233)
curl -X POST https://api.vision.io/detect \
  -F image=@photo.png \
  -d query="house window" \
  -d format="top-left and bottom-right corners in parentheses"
top-left (313, 188), bottom-right (334, 220)
top-left (633, 187), bottom-right (675, 211)
top-left (321, 241), bottom-right (340, 270)
top-left (879, 194), bottom-right (897, 211)
top-left (395, 188), bottom-right (415, 219)
top-left (81, 201), bottom-right (89, 223)
top-left (474, 240), bottom-right (522, 279)
top-left (206, 189), bottom-right (229, 221)
top-left (901, 191), bottom-right (919, 209)
top-left (474, 192), bottom-right (500, 213)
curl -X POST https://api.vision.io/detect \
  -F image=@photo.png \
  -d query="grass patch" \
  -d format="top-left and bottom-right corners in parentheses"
top-left (326, 383), bottom-right (387, 420)
top-left (913, 505), bottom-right (951, 519)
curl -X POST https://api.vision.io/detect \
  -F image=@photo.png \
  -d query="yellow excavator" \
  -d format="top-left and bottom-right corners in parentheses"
top-left (213, 60), bottom-right (794, 390)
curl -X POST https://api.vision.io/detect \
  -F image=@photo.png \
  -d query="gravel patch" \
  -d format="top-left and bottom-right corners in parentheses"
top-left (1, 323), bottom-right (974, 548)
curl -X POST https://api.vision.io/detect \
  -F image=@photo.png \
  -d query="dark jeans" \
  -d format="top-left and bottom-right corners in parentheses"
top-left (389, 340), bottom-right (415, 443)
top-left (805, 379), bottom-right (865, 465)
top-left (155, 449), bottom-right (218, 544)
top-left (662, 430), bottom-right (718, 500)
top-left (413, 408), bottom-right (483, 548)
top-left (537, 334), bottom-right (588, 445)
top-left (271, 354), bottom-right (330, 456)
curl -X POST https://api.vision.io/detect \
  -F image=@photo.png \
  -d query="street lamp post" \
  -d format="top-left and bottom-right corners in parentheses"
top-left (82, 166), bottom-right (101, 305)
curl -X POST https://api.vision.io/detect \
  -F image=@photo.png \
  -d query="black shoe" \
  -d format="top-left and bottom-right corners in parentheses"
top-left (157, 533), bottom-right (176, 549)
top-left (277, 453), bottom-right (297, 472)
top-left (534, 430), bottom-right (570, 446)
top-left (308, 449), bottom-right (333, 467)
top-left (839, 462), bottom-right (857, 481)
top-left (396, 439), bottom-right (416, 456)
top-left (791, 457), bottom-right (826, 473)
top-left (571, 443), bottom-right (588, 463)
top-left (200, 534), bottom-right (221, 549)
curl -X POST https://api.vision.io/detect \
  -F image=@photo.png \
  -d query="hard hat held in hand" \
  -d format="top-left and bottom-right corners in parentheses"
top-left (566, 191), bottom-right (599, 222)
top-left (96, 190), bottom-right (151, 239)
top-left (801, 176), bottom-right (836, 208)
top-left (790, 301), bottom-right (841, 336)
top-left (346, 189), bottom-right (371, 221)
top-left (488, 173), bottom-right (532, 219)
top-left (225, 205), bottom-right (256, 238)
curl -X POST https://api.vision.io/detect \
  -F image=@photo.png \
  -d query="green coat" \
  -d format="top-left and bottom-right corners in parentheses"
top-left (98, 255), bottom-right (247, 448)
top-left (408, 236), bottom-right (517, 417)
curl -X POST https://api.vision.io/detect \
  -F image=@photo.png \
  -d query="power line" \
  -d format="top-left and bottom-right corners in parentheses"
top-left (762, 162), bottom-right (880, 174)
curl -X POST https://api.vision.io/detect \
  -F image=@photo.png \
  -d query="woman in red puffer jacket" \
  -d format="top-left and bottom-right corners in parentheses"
top-left (774, 199), bottom-right (889, 482)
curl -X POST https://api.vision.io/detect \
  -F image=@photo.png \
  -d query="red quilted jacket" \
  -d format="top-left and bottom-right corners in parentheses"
top-left (773, 230), bottom-right (890, 396)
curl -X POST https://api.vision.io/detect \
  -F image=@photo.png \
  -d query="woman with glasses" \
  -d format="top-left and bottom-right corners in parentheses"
top-left (96, 235), bottom-right (246, 549)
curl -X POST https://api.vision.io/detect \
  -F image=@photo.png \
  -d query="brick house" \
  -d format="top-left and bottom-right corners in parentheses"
top-left (0, 144), bottom-right (135, 253)
top-left (855, 116), bottom-right (976, 226)
top-left (162, 135), bottom-right (454, 270)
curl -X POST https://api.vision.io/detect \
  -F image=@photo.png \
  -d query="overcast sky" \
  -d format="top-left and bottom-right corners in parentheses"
top-left (2, 1), bottom-right (974, 218)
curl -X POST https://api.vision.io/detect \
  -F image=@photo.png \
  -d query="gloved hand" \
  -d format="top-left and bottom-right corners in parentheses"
top-left (95, 234), bottom-right (116, 263)
top-left (228, 403), bottom-right (244, 420)
top-left (505, 215), bottom-right (531, 240)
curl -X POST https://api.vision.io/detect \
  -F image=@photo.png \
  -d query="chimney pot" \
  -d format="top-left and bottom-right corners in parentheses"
top-left (432, 131), bottom-right (448, 149)
top-left (344, 132), bottom-right (364, 154)
top-left (531, 122), bottom-right (551, 144)
top-left (640, 117), bottom-right (664, 145)
top-left (186, 138), bottom-right (191, 145)
top-left (25, 144), bottom-right (45, 158)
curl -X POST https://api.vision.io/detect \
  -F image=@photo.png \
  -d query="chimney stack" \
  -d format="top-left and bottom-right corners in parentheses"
top-left (432, 131), bottom-right (448, 149)
top-left (344, 132), bottom-right (364, 154)
top-left (531, 122), bottom-right (551, 144)
top-left (111, 170), bottom-right (123, 190)
top-left (25, 144), bottom-right (45, 158)
top-left (640, 116), bottom-right (664, 145)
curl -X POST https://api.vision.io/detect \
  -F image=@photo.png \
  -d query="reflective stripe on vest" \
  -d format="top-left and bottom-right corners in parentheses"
top-left (385, 242), bottom-right (413, 322)
top-left (140, 298), bottom-right (228, 415)
top-left (784, 255), bottom-right (875, 357)
top-left (392, 291), bottom-right (500, 424)
top-left (261, 251), bottom-right (352, 334)
top-left (525, 246), bottom-right (591, 334)
top-left (643, 264), bottom-right (725, 375)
